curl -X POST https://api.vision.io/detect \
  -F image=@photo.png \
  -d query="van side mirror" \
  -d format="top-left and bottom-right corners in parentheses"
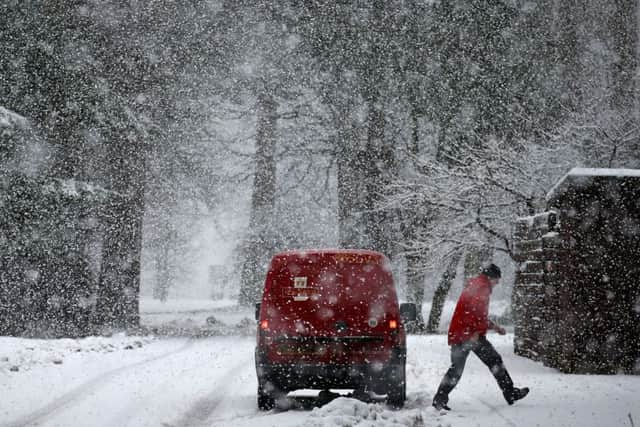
top-left (255, 303), bottom-right (261, 321)
top-left (400, 303), bottom-right (417, 322)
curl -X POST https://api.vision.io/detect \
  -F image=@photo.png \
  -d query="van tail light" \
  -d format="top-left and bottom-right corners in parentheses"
top-left (389, 320), bottom-right (398, 329)
top-left (260, 320), bottom-right (269, 330)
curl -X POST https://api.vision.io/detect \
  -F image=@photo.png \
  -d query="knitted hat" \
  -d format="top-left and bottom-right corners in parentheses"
top-left (481, 263), bottom-right (501, 279)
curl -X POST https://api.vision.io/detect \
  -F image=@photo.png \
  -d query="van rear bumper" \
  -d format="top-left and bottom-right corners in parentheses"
top-left (255, 347), bottom-right (406, 392)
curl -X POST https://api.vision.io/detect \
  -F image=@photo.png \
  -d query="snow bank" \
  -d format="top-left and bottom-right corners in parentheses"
top-left (0, 334), bottom-right (155, 374)
top-left (140, 297), bottom-right (256, 336)
top-left (140, 298), bottom-right (237, 314)
top-left (306, 397), bottom-right (445, 427)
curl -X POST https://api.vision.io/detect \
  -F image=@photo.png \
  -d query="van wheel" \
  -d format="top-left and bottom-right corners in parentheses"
top-left (386, 364), bottom-right (406, 409)
top-left (257, 380), bottom-right (280, 410)
top-left (258, 391), bottom-right (275, 410)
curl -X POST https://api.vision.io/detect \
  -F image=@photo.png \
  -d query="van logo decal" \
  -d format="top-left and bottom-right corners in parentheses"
top-left (283, 286), bottom-right (319, 301)
top-left (294, 277), bottom-right (307, 288)
top-left (368, 318), bottom-right (378, 327)
top-left (335, 254), bottom-right (375, 264)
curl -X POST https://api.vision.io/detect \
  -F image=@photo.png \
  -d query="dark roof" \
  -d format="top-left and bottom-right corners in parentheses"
top-left (546, 168), bottom-right (640, 206)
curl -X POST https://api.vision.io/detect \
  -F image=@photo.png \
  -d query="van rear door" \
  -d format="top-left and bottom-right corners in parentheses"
top-left (258, 251), bottom-right (401, 364)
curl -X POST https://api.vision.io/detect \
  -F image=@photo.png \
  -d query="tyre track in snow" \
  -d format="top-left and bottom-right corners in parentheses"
top-left (0, 339), bottom-right (196, 427)
top-left (167, 357), bottom-right (254, 427)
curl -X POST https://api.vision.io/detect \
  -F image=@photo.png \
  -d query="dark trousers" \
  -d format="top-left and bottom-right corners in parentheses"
top-left (434, 336), bottom-right (514, 404)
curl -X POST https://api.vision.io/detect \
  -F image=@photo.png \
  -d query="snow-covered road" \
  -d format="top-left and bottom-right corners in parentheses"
top-left (0, 337), bottom-right (257, 427)
top-left (2, 333), bottom-right (639, 427)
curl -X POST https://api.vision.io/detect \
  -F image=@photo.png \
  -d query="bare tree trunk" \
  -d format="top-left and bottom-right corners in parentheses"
top-left (153, 232), bottom-right (173, 302)
top-left (335, 102), bottom-right (367, 248)
top-left (405, 251), bottom-right (428, 333)
top-left (556, 0), bottom-right (582, 110)
top-left (238, 89), bottom-right (278, 307)
top-left (95, 133), bottom-right (146, 330)
top-left (363, 98), bottom-right (390, 254)
top-left (409, 99), bottom-right (420, 157)
top-left (609, 0), bottom-right (638, 110)
top-left (337, 142), bottom-right (367, 248)
top-left (426, 252), bottom-right (462, 334)
top-left (360, 0), bottom-right (395, 256)
top-left (399, 84), bottom-right (432, 333)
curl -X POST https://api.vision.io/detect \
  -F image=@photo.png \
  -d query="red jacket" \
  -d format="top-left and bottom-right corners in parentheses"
top-left (448, 273), bottom-right (494, 345)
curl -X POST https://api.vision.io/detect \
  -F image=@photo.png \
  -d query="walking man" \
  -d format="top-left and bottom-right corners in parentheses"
top-left (432, 263), bottom-right (529, 411)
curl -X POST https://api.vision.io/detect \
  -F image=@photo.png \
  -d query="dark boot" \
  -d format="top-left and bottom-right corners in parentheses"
top-left (432, 398), bottom-right (451, 411)
top-left (504, 387), bottom-right (529, 405)
top-left (432, 387), bottom-right (452, 411)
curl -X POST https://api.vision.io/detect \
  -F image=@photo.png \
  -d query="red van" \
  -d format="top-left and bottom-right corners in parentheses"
top-left (254, 249), bottom-right (416, 409)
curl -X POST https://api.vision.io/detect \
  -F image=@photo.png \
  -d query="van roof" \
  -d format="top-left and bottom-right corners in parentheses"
top-left (269, 249), bottom-right (388, 269)
top-left (271, 248), bottom-right (385, 259)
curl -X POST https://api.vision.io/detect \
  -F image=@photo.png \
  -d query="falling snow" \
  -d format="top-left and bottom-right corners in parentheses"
top-left (2, 2), bottom-right (640, 426)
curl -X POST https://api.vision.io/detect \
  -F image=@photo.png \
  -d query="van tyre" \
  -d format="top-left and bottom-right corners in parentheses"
top-left (257, 380), bottom-right (279, 410)
top-left (257, 391), bottom-right (275, 410)
top-left (386, 364), bottom-right (406, 409)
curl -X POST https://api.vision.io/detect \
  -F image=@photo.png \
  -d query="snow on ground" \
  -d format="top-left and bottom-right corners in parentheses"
top-left (0, 298), bottom-right (638, 427)
top-left (139, 298), bottom-right (256, 336)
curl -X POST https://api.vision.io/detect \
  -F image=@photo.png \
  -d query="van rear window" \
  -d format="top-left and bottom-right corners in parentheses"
top-left (273, 269), bottom-right (390, 302)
